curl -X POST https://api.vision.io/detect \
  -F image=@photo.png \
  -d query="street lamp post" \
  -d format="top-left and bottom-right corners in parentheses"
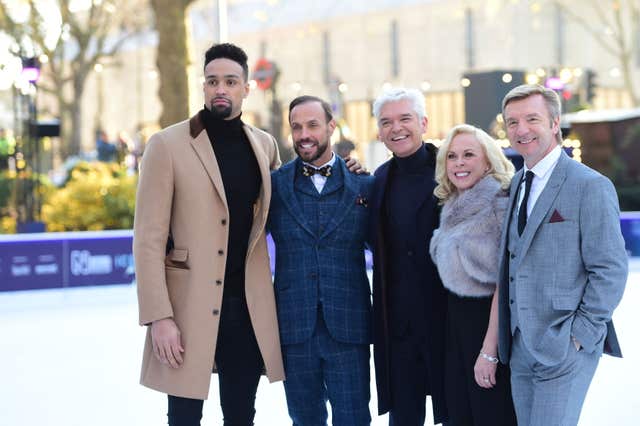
top-left (17, 56), bottom-right (44, 233)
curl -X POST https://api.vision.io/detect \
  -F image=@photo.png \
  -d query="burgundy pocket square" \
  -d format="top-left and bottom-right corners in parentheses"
top-left (549, 209), bottom-right (565, 223)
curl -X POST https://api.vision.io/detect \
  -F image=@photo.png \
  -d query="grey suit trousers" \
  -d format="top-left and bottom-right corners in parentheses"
top-left (510, 330), bottom-right (601, 426)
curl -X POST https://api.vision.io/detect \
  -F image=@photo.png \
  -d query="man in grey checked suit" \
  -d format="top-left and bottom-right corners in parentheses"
top-left (497, 84), bottom-right (628, 426)
top-left (268, 95), bottom-right (374, 425)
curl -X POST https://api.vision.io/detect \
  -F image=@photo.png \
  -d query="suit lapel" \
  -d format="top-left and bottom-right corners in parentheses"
top-left (277, 159), bottom-right (316, 237)
top-left (498, 169), bottom-right (523, 276)
top-left (505, 168), bottom-right (524, 237)
top-left (319, 159), bottom-right (356, 240)
top-left (295, 172), bottom-right (322, 198)
top-left (189, 129), bottom-right (228, 208)
top-left (518, 151), bottom-right (569, 258)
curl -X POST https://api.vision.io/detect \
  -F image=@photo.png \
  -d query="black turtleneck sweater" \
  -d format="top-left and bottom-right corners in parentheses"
top-left (386, 143), bottom-right (431, 233)
top-left (200, 108), bottom-right (261, 299)
top-left (385, 143), bottom-right (435, 338)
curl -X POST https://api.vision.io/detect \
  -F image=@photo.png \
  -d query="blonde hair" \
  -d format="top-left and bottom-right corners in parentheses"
top-left (502, 84), bottom-right (563, 145)
top-left (434, 124), bottom-right (515, 202)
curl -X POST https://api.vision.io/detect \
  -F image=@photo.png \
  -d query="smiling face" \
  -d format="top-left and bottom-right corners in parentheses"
top-left (290, 100), bottom-right (336, 166)
top-left (203, 58), bottom-right (249, 120)
top-left (504, 94), bottom-right (560, 169)
top-left (446, 132), bottom-right (490, 192)
top-left (377, 99), bottom-right (427, 158)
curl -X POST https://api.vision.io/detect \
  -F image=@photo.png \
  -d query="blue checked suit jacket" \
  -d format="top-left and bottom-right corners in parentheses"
top-left (268, 156), bottom-right (374, 346)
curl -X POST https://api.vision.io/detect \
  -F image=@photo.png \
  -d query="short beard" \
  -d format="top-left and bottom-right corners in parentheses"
top-left (294, 138), bottom-right (329, 164)
top-left (208, 102), bottom-right (232, 119)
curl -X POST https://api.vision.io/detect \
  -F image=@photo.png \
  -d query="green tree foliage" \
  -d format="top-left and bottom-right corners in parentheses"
top-left (41, 161), bottom-right (136, 231)
top-left (0, 170), bottom-right (52, 233)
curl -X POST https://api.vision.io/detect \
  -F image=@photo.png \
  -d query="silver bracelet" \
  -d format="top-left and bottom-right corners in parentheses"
top-left (480, 352), bottom-right (499, 364)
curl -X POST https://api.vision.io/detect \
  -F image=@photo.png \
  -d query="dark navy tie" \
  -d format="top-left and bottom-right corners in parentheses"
top-left (518, 170), bottom-right (534, 236)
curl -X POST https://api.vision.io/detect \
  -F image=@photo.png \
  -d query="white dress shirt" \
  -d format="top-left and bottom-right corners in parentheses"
top-left (303, 152), bottom-right (336, 194)
top-left (517, 145), bottom-right (562, 218)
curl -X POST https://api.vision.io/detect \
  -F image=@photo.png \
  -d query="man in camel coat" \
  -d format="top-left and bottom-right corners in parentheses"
top-left (134, 43), bottom-right (284, 425)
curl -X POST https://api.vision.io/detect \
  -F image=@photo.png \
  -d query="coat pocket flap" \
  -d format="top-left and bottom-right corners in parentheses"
top-left (169, 248), bottom-right (189, 262)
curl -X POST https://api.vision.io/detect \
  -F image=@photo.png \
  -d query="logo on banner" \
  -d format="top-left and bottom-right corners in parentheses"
top-left (70, 250), bottom-right (113, 276)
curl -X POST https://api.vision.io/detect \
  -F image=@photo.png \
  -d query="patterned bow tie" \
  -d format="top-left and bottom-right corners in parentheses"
top-left (302, 164), bottom-right (332, 177)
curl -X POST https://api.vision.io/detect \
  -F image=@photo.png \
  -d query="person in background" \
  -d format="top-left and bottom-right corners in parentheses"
top-left (334, 138), bottom-right (356, 160)
top-left (429, 124), bottom-right (517, 425)
top-left (0, 127), bottom-right (16, 170)
top-left (96, 130), bottom-right (117, 162)
top-left (498, 84), bottom-right (628, 425)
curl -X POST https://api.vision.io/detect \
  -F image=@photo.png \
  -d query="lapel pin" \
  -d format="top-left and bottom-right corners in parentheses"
top-left (356, 196), bottom-right (368, 207)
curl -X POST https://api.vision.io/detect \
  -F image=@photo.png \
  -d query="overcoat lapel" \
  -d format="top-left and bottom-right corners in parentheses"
top-left (371, 162), bottom-right (390, 215)
top-left (244, 125), bottom-right (274, 254)
top-left (413, 173), bottom-right (437, 219)
top-left (189, 129), bottom-right (228, 209)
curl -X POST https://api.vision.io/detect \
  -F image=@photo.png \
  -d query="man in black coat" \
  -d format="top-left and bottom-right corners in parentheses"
top-left (369, 87), bottom-right (448, 425)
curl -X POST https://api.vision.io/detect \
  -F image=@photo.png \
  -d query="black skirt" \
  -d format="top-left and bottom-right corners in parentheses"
top-left (445, 291), bottom-right (517, 426)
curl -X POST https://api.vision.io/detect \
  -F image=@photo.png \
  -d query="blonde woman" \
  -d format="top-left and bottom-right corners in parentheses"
top-left (429, 124), bottom-right (517, 425)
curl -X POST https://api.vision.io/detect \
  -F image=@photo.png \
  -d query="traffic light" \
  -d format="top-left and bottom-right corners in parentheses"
top-left (585, 69), bottom-right (597, 103)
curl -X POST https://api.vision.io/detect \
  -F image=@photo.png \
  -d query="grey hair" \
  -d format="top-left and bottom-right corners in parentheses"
top-left (373, 87), bottom-right (427, 122)
top-left (502, 84), bottom-right (563, 144)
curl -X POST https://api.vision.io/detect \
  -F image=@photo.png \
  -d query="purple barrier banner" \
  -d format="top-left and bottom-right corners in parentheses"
top-left (0, 239), bottom-right (64, 291)
top-left (621, 212), bottom-right (640, 257)
top-left (2, 213), bottom-right (635, 293)
top-left (0, 230), bottom-right (134, 292)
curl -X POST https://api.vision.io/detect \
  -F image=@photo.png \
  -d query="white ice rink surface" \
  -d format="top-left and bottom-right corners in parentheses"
top-left (1, 260), bottom-right (638, 426)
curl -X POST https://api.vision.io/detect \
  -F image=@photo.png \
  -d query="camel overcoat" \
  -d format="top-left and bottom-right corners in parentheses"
top-left (133, 112), bottom-right (285, 399)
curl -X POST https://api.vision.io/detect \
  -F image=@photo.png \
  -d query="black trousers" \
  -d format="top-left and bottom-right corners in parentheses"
top-left (445, 292), bottom-right (517, 426)
top-left (168, 296), bottom-right (264, 426)
top-left (388, 333), bottom-right (434, 426)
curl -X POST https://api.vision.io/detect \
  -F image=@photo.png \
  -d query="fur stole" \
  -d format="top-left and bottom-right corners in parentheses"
top-left (429, 175), bottom-right (509, 297)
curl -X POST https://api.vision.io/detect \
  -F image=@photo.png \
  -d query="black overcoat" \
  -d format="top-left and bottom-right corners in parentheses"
top-left (369, 143), bottom-right (448, 423)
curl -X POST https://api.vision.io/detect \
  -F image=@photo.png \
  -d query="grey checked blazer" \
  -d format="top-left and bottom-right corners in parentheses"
top-left (498, 150), bottom-right (628, 366)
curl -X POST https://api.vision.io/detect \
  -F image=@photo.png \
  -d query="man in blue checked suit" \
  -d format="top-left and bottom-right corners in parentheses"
top-left (268, 95), bottom-right (374, 425)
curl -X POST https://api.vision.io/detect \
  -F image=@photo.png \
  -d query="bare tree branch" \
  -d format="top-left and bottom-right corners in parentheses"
top-left (554, 1), bottom-right (617, 53)
top-left (0, 0), bottom-right (147, 156)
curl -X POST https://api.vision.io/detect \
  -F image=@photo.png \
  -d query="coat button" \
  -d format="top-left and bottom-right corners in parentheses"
top-left (221, 219), bottom-right (227, 225)
top-left (215, 279), bottom-right (222, 285)
top-left (212, 309), bottom-right (220, 315)
top-left (218, 249), bottom-right (224, 256)
top-left (510, 253), bottom-right (515, 259)
top-left (309, 272), bottom-right (317, 279)
top-left (510, 299), bottom-right (514, 305)
top-left (509, 276), bottom-right (514, 282)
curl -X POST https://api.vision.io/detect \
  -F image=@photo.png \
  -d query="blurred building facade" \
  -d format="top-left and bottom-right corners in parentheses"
top-left (38, 0), bottom-right (640, 167)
